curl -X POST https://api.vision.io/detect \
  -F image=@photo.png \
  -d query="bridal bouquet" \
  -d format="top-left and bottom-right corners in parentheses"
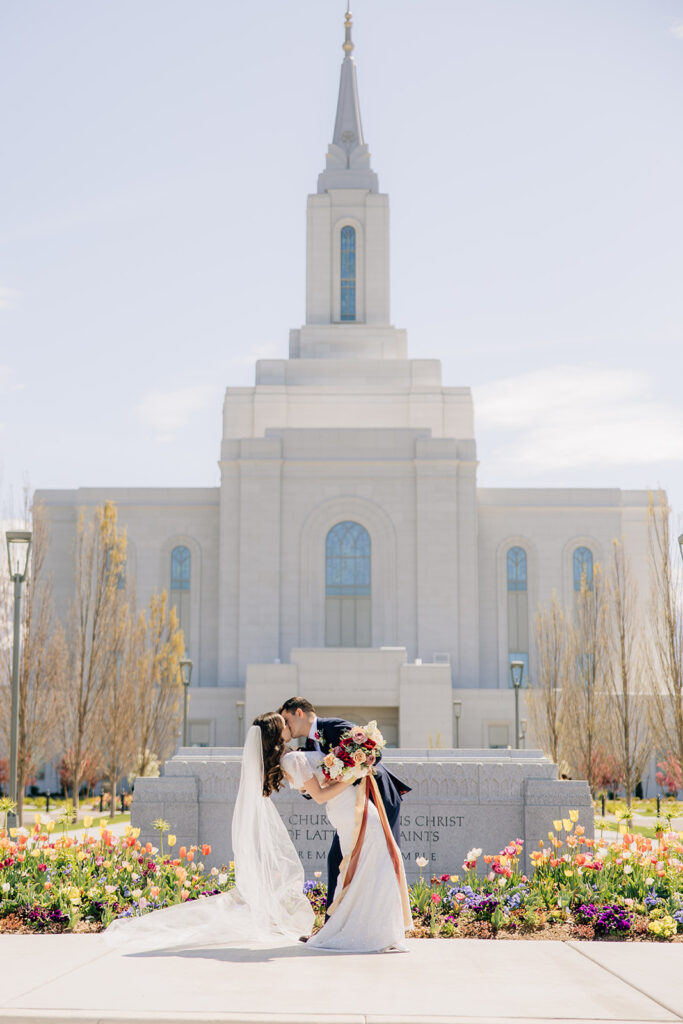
top-left (320, 721), bottom-right (386, 784)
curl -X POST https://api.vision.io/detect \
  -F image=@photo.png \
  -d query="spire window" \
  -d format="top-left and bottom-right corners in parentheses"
top-left (340, 226), bottom-right (356, 321)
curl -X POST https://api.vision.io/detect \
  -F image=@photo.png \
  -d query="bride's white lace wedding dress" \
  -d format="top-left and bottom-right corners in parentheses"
top-left (104, 729), bottom-right (410, 953)
top-left (281, 750), bottom-right (411, 953)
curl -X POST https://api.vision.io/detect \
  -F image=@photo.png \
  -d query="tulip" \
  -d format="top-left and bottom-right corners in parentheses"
top-left (167, 834), bottom-right (177, 848)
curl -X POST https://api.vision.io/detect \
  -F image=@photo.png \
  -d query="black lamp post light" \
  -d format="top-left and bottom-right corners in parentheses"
top-left (452, 700), bottom-right (462, 749)
top-left (509, 660), bottom-right (525, 750)
top-left (5, 531), bottom-right (32, 828)
top-left (179, 658), bottom-right (193, 747)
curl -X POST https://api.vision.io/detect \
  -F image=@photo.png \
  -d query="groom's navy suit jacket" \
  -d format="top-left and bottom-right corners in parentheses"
top-left (305, 716), bottom-right (410, 908)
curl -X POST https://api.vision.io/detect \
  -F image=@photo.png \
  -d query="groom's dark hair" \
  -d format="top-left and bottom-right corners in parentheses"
top-left (278, 696), bottom-right (316, 715)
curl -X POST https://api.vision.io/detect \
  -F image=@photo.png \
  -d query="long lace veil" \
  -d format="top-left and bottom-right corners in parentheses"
top-left (104, 725), bottom-right (314, 950)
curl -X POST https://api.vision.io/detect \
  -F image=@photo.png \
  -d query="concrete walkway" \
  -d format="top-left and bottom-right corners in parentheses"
top-left (1, 935), bottom-right (683, 1024)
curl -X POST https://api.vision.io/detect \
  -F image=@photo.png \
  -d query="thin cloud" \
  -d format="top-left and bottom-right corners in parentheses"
top-left (0, 287), bottom-right (17, 311)
top-left (475, 365), bottom-right (683, 472)
top-left (671, 24), bottom-right (683, 38)
top-left (135, 385), bottom-right (220, 441)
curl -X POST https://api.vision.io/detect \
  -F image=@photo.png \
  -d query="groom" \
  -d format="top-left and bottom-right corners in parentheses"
top-left (278, 696), bottom-right (410, 910)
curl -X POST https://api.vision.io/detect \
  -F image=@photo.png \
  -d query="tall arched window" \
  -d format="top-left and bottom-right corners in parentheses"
top-left (340, 226), bottom-right (356, 321)
top-left (325, 521), bottom-right (370, 647)
top-left (573, 546), bottom-right (594, 591)
top-left (170, 545), bottom-right (191, 654)
top-left (507, 546), bottom-right (529, 684)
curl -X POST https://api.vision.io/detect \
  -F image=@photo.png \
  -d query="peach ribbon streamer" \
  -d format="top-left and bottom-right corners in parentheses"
top-left (328, 774), bottom-right (412, 929)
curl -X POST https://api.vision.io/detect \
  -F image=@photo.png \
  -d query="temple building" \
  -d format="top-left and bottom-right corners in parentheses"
top-left (37, 12), bottom-right (652, 751)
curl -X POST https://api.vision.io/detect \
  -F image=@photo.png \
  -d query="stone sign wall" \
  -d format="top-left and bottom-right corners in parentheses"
top-left (132, 748), bottom-right (593, 881)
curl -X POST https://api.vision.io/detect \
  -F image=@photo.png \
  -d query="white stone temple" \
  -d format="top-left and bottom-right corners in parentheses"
top-left (37, 12), bottom-right (652, 753)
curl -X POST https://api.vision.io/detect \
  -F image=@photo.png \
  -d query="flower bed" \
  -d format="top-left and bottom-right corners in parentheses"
top-left (0, 814), bottom-right (233, 933)
top-left (2, 809), bottom-right (683, 939)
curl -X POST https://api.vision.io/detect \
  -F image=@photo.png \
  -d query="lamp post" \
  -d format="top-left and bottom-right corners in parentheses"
top-left (5, 531), bottom-right (32, 828)
top-left (235, 700), bottom-right (246, 745)
top-left (509, 660), bottom-right (524, 750)
top-left (452, 700), bottom-right (462, 749)
top-left (179, 658), bottom-right (193, 747)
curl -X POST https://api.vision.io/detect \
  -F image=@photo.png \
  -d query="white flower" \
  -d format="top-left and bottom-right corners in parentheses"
top-left (415, 856), bottom-right (429, 868)
top-left (623, 865), bottom-right (633, 875)
top-left (210, 867), bottom-right (219, 876)
top-left (218, 873), bottom-right (228, 885)
top-left (646, 876), bottom-right (654, 885)
top-left (466, 847), bottom-right (482, 860)
top-left (1, 882), bottom-right (10, 893)
top-left (596, 847), bottom-right (609, 860)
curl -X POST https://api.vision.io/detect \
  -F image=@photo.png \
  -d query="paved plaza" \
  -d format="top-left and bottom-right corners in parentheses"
top-left (1, 935), bottom-right (682, 1024)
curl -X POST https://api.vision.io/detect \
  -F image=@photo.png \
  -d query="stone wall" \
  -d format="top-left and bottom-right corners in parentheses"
top-left (132, 747), bottom-right (593, 882)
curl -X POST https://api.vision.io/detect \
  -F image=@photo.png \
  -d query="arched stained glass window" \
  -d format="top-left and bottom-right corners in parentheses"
top-left (171, 546), bottom-right (191, 590)
top-left (573, 547), bottom-right (593, 591)
top-left (340, 226), bottom-right (356, 322)
top-left (170, 545), bottom-right (191, 655)
top-left (507, 547), bottom-right (527, 591)
top-left (325, 521), bottom-right (370, 646)
top-left (507, 546), bottom-right (528, 684)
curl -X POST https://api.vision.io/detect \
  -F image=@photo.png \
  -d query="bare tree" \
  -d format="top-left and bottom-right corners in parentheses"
top-left (647, 493), bottom-right (683, 779)
top-left (95, 593), bottom-right (138, 819)
top-left (565, 562), bottom-right (614, 795)
top-left (131, 589), bottom-right (185, 779)
top-left (528, 591), bottom-right (570, 766)
top-left (605, 538), bottom-right (651, 807)
top-left (56, 501), bottom-right (127, 814)
top-left (0, 504), bottom-right (62, 823)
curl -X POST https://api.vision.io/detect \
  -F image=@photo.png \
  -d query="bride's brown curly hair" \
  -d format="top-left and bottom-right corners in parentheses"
top-left (254, 712), bottom-right (286, 797)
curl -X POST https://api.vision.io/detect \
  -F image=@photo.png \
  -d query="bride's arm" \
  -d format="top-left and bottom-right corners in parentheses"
top-left (300, 774), bottom-right (356, 805)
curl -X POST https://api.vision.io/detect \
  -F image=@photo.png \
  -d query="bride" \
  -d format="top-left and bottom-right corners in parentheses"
top-left (105, 712), bottom-right (412, 953)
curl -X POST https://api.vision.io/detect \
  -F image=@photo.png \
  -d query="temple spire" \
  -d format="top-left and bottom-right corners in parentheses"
top-left (317, 8), bottom-right (378, 193)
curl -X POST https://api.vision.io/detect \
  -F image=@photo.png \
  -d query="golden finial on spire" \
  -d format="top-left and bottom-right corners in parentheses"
top-left (343, 7), bottom-right (354, 55)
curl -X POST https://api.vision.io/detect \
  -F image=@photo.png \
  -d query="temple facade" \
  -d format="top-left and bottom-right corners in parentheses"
top-left (37, 13), bottom-right (652, 752)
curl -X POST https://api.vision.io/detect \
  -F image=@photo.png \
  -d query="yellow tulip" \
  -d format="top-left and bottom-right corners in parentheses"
top-left (83, 816), bottom-right (93, 829)
top-left (569, 809), bottom-right (579, 823)
top-left (45, 821), bottom-right (55, 833)
top-left (34, 813), bottom-right (41, 825)
top-left (167, 834), bottom-right (177, 848)
top-left (99, 818), bottom-right (107, 828)
top-left (553, 820), bottom-right (562, 831)
top-left (562, 819), bottom-right (572, 831)
top-left (618, 824), bottom-right (627, 835)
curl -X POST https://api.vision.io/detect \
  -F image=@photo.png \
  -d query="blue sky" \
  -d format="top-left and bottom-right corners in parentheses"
top-left (1, 0), bottom-right (682, 532)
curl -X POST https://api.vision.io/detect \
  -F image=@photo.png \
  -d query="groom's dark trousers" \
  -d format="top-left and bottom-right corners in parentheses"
top-left (304, 717), bottom-right (410, 910)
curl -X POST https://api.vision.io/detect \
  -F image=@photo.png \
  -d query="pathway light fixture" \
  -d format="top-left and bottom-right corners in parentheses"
top-left (179, 658), bottom-right (193, 746)
top-left (452, 700), bottom-right (462, 749)
top-left (5, 530), bottom-right (32, 828)
top-left (509, 660), bottom-right (525, 750)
